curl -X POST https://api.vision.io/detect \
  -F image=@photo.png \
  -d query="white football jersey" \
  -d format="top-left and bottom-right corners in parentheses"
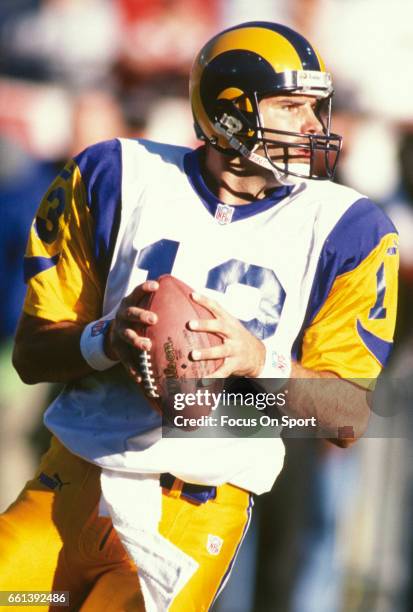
top-left (23, 138), bottom-right (399, 494)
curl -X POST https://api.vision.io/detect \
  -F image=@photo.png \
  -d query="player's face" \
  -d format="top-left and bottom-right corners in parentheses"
top-left (257, 94), bottom-right (324, 165)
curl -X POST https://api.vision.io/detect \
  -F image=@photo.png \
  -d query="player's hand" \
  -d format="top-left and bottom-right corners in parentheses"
top-left (104, 280), bottom-right (159, 382)
top-left (188, 292), bottom-right (265, 378)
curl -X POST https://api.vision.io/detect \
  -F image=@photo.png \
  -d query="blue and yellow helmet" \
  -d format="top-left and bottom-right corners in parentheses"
top-left (190, 21), bottom-right (342, 180)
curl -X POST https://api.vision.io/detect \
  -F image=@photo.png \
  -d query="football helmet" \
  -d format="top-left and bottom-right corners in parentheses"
top-left (190, 21), bottom-right (342, 181)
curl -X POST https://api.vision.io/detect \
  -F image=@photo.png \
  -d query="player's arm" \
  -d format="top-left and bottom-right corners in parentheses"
top-left (12, 156), bottom-right (102, 384)
top-left (287, 364), bottom-right (369, 447)
top-left (12, 143), bottom-right (158, 385)
top-left (13, 314), bottom-right (91, 383)
top-left (286, 197), bottom-right (399, 444)
top-left (13, 282), bottom-right (159, 384)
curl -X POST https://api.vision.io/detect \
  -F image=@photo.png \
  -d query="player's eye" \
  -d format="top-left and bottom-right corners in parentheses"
top-left (281, 102), bottom-right (298, 111)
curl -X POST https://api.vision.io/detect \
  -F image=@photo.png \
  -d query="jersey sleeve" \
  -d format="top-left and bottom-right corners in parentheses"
top-left (298, 199), bottom-right (399, 383)
top-left (23, 139), bottom-right (122, 324)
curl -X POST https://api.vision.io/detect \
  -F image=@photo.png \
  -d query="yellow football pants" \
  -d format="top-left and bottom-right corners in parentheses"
top-left (0, 437), bottom-right (252, 611)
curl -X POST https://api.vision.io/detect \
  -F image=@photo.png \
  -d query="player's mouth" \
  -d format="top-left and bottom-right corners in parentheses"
top-left (267, 149), bottom-right (311, 163)
top-left (265, 142), bottom-right (311, 157)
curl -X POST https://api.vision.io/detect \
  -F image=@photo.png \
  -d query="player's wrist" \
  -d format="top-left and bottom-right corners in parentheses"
top-left (257, 347), bottom-right (292, 379)
top-left (80, 318), bottom-right (119, 371)
top-left (246, 346), bottom-right (291, 393)
top-left (103, 320), bottom-right (119, 361)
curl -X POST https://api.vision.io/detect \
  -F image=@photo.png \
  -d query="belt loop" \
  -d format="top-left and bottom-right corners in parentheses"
top-left (162, 475), bottom-right (184, 499)
top-left (171, 478), bottom-right (184, 497)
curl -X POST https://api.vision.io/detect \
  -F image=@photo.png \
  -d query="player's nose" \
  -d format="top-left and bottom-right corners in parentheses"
top-left (302, 104), bottom-right (323, 134)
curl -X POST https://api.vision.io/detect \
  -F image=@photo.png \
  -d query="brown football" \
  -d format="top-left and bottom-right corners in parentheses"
top-left (136, 275), bottom-right (224, 424)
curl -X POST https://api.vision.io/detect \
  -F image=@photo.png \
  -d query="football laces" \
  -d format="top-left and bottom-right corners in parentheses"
top-left (138, 350), bottom-right (160, 398)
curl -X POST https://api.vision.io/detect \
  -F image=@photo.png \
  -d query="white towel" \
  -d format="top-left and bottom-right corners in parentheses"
top-left (100, 469), bottom-right (199, 611)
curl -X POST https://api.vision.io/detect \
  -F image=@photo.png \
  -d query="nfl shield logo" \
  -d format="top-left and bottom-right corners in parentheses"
top-left (206, 534), bottom-right (224, 556)
top-left (215, 204), bottom-right (234, 225)
top-left (271, 351), bottom-right (289, 374)
top-left (91, 320), bottom-right (109, 337)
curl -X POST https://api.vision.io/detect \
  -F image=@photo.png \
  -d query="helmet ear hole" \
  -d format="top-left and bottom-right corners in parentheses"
top-left (214, 99), bottom-right (255, 136)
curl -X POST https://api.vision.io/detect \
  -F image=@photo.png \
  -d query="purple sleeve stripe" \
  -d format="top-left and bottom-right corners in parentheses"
top-left (74, 139), bottom-right (122, 282)
top-left (356, 319), bottom-right (393, 366)
top-left (24, 254), bottom-right (60, 282)
top-left (326, 198), bottom-right (397, 275)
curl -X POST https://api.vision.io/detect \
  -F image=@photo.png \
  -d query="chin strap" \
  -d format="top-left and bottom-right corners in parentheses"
top-left (214, 118), bottom-right (306, 186)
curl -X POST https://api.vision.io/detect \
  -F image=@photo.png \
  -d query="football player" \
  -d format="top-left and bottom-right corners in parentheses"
top-left (1, 22), bottom-right (398, 611)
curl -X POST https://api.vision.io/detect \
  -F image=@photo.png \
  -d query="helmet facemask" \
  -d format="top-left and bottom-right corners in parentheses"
top-left (212, 90), bottom-right (342, 182)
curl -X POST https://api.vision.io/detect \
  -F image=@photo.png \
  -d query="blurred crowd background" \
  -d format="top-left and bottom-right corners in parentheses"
top-left (0, 1), bottom-right (412, 611)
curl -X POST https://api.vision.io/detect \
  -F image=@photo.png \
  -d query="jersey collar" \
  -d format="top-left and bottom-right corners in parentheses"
top-left (183, 148), bottom-right (293, 223)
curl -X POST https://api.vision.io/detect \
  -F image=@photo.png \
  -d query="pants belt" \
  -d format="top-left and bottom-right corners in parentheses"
top-left (160, 473), bottom-right (217, 504)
